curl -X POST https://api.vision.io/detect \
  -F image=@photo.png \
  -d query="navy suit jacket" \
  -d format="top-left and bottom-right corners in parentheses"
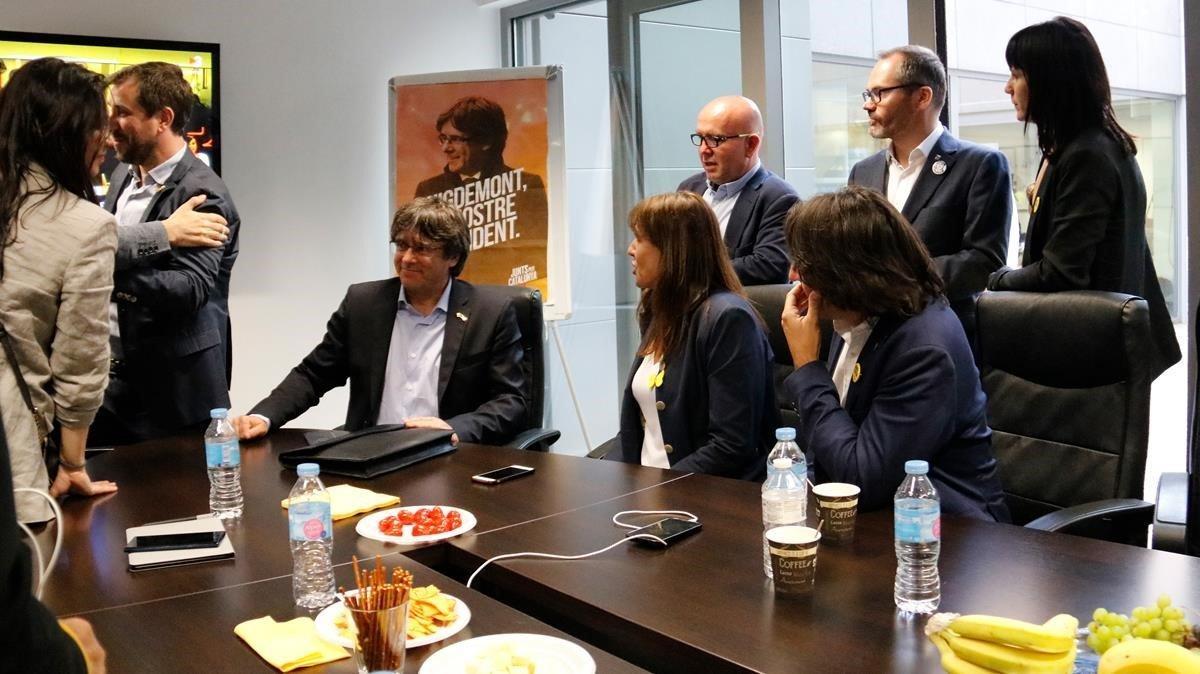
top-left (612, 291), bottom-right (777, 480)
top-left (849, 132), bottom-right (1011, 334)
top-left (248, 278), bottom-right (527, 445)
top-left (678, 167), bottom-right (797, 286)
top-left (783, 298), bottom-right (1010, 521)
top-left (103, 151), bottom-right (240, 438)
top-left (987, 127), bottom-right (1180, 379)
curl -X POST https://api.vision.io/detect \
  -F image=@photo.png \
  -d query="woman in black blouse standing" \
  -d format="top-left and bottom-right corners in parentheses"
top-left (988, 16), bottom-right (1180, 377)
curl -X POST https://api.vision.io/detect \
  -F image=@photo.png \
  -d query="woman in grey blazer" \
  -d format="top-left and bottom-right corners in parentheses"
top-left (987, 16), bottom-right (1180, 378)
top-left (613, 191), bottom-right (776, 480)
top-left (0, 59), bottom-right (118, 521)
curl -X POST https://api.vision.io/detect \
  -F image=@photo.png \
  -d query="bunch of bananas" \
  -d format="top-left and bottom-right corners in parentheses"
top-left (1097, 638), bottom-right (1200, 674)
top-left (925, 612), bottom-right (1078, 673)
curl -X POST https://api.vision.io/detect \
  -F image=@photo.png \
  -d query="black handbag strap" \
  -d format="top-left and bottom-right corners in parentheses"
top-left (0, 319), bottom-right (50, 448)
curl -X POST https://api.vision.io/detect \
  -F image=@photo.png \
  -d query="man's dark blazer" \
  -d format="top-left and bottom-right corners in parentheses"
top-left (249, 277), bottom-right (527, 445)
top-left (678, 166), bottom-right (797, 286)
top-left (104, 150), bottom-right (240, 438)
top-left (783, 298), bottom-right (1010, 521)
top-left (849, 131), bottom-right (1011, 336)
top-left (987, 127), bottom-right (1180, 379)
top-left (610, 291), bottom-right (777, 480)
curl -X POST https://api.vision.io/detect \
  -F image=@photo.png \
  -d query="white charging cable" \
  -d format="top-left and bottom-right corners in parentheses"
top-left (13, 487), bottom-right (63, 600)
top-left (466, 509), bottom-right (700, 589)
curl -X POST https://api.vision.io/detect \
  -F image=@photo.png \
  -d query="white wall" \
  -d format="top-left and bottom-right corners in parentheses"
top-left (4, 0), bottom-right (503, 429)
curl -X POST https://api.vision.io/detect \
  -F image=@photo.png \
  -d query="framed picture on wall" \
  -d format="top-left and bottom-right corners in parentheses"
top-left (0, 30), bottom-right (221, 198)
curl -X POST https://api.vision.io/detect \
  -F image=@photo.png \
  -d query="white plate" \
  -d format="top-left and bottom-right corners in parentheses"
top-left (314, 593), bottom-right (472, 650)
top-left (355, 505), bottom-right (476, 545)
top-left (418, 633), bottom-right (596, 674)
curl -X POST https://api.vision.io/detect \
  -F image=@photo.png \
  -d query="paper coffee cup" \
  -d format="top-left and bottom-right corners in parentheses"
top-left (813, 482), bottom-right (860, 545)
top-left (766, 525), bottom-right (820, 595)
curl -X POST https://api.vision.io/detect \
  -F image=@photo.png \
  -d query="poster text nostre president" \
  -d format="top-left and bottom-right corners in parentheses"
top-left (394, 78), bottom-right (550, 300)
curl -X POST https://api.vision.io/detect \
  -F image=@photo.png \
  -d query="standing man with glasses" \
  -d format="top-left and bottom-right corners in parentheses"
top-left (231, 197), bottom-right (527, 446)
top-left (849, 46), bottom-right (1011, 344)
top-left (679, 95), bottom-right (798, 285)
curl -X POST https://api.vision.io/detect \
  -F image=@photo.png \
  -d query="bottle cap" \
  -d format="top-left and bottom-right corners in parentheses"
top-left (774, 427), bottom-right (796, 441)
top-left (772, 457), bottom-right (793, 470)
top-left (297, 463), bottom-right (320, 477)
top-left (904, 460), bottom-right (929, 475)
top-left (209, 408), bottom-right (228, 418)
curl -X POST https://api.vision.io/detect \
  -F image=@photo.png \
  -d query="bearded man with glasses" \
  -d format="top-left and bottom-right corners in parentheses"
top-left (849, 45), bottom-right (1012, 347)
top-left (678, 95), bottom-right (798, 286)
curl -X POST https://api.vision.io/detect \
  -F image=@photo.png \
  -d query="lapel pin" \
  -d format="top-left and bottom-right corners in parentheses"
top-left (456, 312), bottom-right (468, 322)
top-left (1032, 196), bottom-right (1041, 214)
top-left (852, 362), bottom-right (862, 383)
top-left (931, 159), bottom-right (947, 175)
top-left (648, 366), bottom-right (665, 390)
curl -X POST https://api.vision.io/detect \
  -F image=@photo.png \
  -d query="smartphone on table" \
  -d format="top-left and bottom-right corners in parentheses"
top-left (124, 531), bottom-right (226, 553)
top-left (471, 464), bottom-right (535, 484)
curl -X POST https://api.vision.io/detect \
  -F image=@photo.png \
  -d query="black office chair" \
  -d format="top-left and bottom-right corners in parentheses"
top-left (976, 290), bottom-right (1156, 545)
top-left (486, 285), bottom-right (560, 452)
top-left (1151, 305), bottom-right (1197, 556)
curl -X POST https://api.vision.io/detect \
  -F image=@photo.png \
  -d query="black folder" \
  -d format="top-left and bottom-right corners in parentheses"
top-left (278, 425), bottom-right (455, 478)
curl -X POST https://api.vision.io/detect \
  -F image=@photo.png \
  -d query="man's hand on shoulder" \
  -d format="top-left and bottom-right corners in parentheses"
top-left (164, 194), bottom-right (229, 248)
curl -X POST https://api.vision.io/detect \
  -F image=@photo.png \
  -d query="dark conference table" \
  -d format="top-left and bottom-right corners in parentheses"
top-left (42, 430), bottom-right (1200, 673)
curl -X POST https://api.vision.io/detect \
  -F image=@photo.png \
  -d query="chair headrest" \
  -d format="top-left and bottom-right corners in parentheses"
top-left (976, 290), bottom-right (1151, 387)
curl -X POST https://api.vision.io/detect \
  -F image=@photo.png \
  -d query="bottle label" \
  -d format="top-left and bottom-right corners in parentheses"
top-left (289, 501), bottom-right (332, 542)
top-left (894, 500), bottom-right (940, 543)
top-left (204, 439), bottom-right (240, 468)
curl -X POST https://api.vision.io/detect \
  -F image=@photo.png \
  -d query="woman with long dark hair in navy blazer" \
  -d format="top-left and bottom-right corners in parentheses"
top-left (987, 16), bottom-right (1180, 378)
top-left (610, 192), bottom-right (776, 480)
top-left (781, 186), bottom-right (1009, 520)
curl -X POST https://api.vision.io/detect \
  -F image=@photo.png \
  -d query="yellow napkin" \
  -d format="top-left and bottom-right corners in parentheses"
top-left (234, 616), bottom-right (348, 672)
top-left (280, 484), bottom-right (399, 521)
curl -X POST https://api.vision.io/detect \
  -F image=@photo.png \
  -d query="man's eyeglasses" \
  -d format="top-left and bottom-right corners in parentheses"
top-left (392, 240), bottom-right (443, 257)
top-left (437, 133), bottom-right (472, 145)
top-left (690, 133), bottom-right (756, 149)
top-left (861, 84), bottom-right (919, 104)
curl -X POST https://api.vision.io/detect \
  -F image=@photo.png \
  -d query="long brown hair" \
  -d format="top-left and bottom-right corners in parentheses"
top-left (631, 191), bottom-right (743, 359)
top-left (785, 186), bottom-right (943, 317)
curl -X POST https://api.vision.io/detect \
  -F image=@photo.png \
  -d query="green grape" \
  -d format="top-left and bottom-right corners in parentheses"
top-left (1094, 607), bottom-right (1109, 622)
top-left (1122, 634), bottom-right (1134, 642)
top-left (1098, 625), bottom-right (1112, 638)
top-left (1132, 606), bottom-right (1147, 621)
top-left (1146, 605), bottom-right (1163, 619)
top-left (1158, 594), bottom-right (1172, 609)
top-left (1088, 620), bottom-right (1099, 633)
top-left (1087, 633), bottom-right (1102, 652)
top-left (1166, 619), bottom-right (1182, 633)
top-left (1133, 622), bottom-right (1153, 638)
top-left (1156, 629), bottom-right (1171, 641)
top-left (1150, 618), bottom-right (1164, 631)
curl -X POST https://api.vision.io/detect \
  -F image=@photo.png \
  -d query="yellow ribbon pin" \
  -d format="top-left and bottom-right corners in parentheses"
top-left (852, 362), bottom-right (862, 383)
top-left (647, 367), bottom-right (665, 390)
top-left (1032, 195), bottom-right (1040, 214)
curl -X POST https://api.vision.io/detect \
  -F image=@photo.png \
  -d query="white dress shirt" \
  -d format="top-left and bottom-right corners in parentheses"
top-left (631, 355), bottom-right (670, 469)
top-left (885, 125), bottom-right (944, 213)
top-left (376, 281), bottom-right (453, 425)
top-left (831, 317), bottom-right (876, 405)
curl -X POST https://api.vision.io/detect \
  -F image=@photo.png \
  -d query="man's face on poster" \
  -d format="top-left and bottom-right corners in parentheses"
top-left (438, 123), bottom-right (485, 176)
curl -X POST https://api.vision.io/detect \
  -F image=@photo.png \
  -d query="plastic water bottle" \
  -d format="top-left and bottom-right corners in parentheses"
top-left (762, 457), bottom-right (807, 578)
top-left (894, 459), bottom-right (940, 613)
top-left (204, 408), bottom-right (243, 519)
top-left (767, 427), bottom-right (808, 493)
top-left (289, 463), bottom-right (335, 609)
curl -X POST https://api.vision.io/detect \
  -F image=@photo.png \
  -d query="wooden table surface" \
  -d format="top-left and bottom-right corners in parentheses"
top-left (40, 430), bottom-right (1200, 673)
